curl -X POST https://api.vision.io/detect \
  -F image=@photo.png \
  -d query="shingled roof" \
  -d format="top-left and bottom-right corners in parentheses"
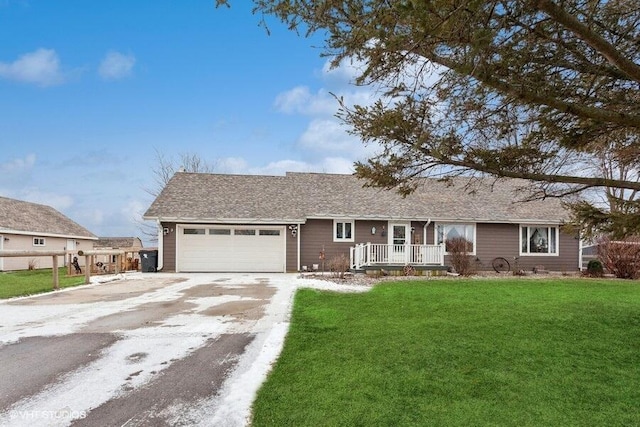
top-left (143, 172), bottom-right (569, 224)
top-left (95, 237), bottom-right (143, 249)
top-left (0, 196), bottom-right (97, 239)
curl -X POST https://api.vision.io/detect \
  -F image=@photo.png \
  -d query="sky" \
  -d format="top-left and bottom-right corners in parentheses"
top-left (0, 1), bottom-right (379, 246)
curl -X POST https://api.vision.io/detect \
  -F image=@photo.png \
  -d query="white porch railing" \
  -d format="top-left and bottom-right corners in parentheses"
top-left (350, 243), bottom-right (445, 269)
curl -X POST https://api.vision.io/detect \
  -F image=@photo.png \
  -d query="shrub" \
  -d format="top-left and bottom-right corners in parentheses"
top-left (446, 237), bottom-right (475, 276)
top-left (27, 259), bottom-right (38, 270)
top-left (586, 259), bottom-right (604, 277)
top-left (597, 236), bottom-right (640, 279)
top-left (328, 253), bottom-right (350, 279)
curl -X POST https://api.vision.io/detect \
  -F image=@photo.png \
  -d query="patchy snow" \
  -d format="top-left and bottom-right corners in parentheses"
top-left (0, 272), bottom-right (372, 426)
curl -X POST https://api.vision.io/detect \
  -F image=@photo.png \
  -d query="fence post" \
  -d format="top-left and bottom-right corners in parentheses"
top-left (52, 255), bottom-right (59, 290)
top-left (84, 255), bottom-right (91, 284)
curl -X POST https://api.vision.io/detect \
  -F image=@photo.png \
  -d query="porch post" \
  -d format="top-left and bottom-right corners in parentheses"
top-left (350, 246), bottom-right (355, 269)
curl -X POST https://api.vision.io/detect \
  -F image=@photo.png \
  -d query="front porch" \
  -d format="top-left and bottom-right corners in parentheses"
top-left (350, 243), bottom-right (446, 270)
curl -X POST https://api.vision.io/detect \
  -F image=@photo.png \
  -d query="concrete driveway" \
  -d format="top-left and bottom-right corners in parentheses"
top-left (0, 273), bottom-right (367, 427)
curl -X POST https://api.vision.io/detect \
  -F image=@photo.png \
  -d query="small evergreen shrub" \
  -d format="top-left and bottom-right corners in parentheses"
top-left (586, 259), bottom-right (604, 277)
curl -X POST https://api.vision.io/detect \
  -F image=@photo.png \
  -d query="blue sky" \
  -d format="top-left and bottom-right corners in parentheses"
top-left (0, 1), bottom-right (376, 245)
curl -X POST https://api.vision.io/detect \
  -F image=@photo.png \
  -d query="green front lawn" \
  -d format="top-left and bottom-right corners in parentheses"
top-left (251, 278), bottom-right (640, 426)
top-left (0, 267), bottom-right (85, 299)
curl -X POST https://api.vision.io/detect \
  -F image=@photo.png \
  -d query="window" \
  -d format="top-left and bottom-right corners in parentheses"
top-left (521, 226), bottom-right (558, 255)
top-left (234, 229), bottom-right (256, 236)
top-left (33, 237), bottom-right (45, 246)
top-left (259, 230), bottom-right (280, 236)
top-left (435, 223), bottom-right (475, 254)
top-left (183, 228), bottom-right (205, 235)
top-left (334, 220), bottom-right (354, 242)
top-left (210, 229), bottom-right (231, 235)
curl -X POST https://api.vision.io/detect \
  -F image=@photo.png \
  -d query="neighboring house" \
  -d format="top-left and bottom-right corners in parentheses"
top-left (143, 172), bottom-right (580, 273)
top-left (94, 237), bottom-right (144, 270)
top-left (0, 196), bottom-right (98, 271)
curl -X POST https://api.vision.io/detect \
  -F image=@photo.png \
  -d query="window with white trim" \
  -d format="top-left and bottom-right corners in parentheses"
top-left (333, 220), bottom-right (354, 242)
top-left (520, 225), bottom-right (558, 255)
top-left (435, 223), bottom-right (475, 254)
top-left (210, 229), bottom-right (231, 235)
top-left (33, 237), bottom-right (46, 246)
top-left (234, 229), bottom-right (256, 236)
top-left (183, 228), bottom-right (205, 235)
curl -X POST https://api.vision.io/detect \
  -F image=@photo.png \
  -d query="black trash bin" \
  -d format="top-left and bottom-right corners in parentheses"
top-left (139, 249), bottom-right (158, 272)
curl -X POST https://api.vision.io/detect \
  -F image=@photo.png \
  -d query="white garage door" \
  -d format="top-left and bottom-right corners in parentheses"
top-left (177, 226), bottom-right (286, 272)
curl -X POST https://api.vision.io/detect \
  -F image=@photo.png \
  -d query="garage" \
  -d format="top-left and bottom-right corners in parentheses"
top-left (176, 225), bottom-right (286, 272)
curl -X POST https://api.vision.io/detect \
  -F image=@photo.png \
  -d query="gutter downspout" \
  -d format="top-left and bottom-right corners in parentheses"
top-left (578, 233), bottom-right (583, 271)
top-left (423, 219), bottom-right (431, 245)
top-left (297, 223), bottom-right (301, 272)
top-left (156, 220), bottom-right (164, 271)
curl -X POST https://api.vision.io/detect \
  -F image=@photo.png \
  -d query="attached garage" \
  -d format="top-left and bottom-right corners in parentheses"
top-left (176, 225), bottom-right (286, 272)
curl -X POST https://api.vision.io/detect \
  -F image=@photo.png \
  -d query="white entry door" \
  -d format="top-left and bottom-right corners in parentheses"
top-left (388, 223), bottom-right (410, 263)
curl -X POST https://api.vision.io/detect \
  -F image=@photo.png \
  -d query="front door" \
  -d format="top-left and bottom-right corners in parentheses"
top-left (389, 223), bottom-right (410, 263)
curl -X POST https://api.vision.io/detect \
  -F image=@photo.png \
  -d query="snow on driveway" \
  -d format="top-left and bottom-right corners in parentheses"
top-left (0, 272), bottom-right (369, 426)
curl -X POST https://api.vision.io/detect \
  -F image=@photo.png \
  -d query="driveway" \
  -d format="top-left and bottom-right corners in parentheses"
top-left (0, 273), bottom-right (367, 427)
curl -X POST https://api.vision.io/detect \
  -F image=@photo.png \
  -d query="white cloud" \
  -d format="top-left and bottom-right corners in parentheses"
top-left (217, 157), bottom-right (249, 174)
top-left (98, 51), bottom-right (136, 80)
top-left (320, 56), bottom-right (367, 86)
top-left (0, 49), bottom-right (64, 86)
top-left (77, 208), bottom-right (104, 227)
top-left (14, 188), bottom-right (74, 211)
top-left (0, 154), bottom-right (36, 173)
top-left (273, 86), bottom-right (338, 116)
top-left (297, 119), bottom-right (360, 153)
top-left (121, 199), bottom-right (147, 225)
top-left (216, 156), bottom-right (354, 177)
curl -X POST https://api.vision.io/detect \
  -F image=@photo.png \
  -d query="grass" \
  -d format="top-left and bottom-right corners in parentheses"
top-left (0, 267), bottom-right (86, 299)
top-left (251, 278), bottom-right (640, 426)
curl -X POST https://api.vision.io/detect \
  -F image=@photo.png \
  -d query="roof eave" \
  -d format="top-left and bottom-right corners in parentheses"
top-left (0, 228), bottom-right (99, 240)
top-left (146, 216), bottom-right (307, 225)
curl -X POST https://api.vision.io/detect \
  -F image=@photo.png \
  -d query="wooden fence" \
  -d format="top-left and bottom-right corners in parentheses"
top-left (0, 249), bottom-right (132, 291)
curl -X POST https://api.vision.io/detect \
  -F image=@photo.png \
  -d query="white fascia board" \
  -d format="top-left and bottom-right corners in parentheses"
top-left (0, 229), bottom-right (99, 240)
top-left (153, 217), bottom-right (307, 224)
top-left (428, 218), bottom-right (565, 225)
top-left (305, 215), bottom-right (564, 225)
top-left (305, 215), bottom-right (429, 222)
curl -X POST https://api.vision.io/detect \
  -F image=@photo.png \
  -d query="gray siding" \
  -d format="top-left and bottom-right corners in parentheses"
top-left (161, 222), bottom-right (177, 272)
top-left (299, 219), bottom-right (388, 271)
top-left (474, 223), bottom-right (579, 272)
top-left (285, 224), bottom-right (298, 272)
